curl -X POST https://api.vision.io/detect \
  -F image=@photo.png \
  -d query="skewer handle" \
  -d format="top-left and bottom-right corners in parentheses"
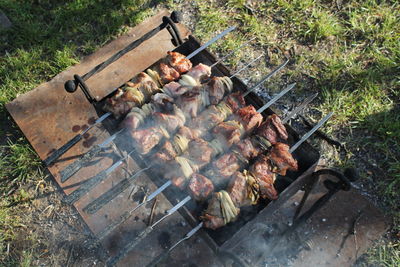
top-left (44, 134), bottom-right (82, 166)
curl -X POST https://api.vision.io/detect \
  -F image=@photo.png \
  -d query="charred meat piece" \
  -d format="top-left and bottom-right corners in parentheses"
top-left (166, 51), bottom-right (192, 74)
top-left (153, 105), bottom-right (186, 133)
top-left (202, 193), bottom-right (225, 230)
top-left (225, 92), bottom-right (246, 112)
top-left (162, 82), bottom-right (192, 98)
top-left (235, 138), bottom-right (263, 160)
top-left (205, 153), bottom-right (243, 187)
top-left (250, 155), bottom-right (278, 200)
top-left (213, 120), bottom-right (244, 147)
top-left (207, 76), bottom-right (233, 104)
top-left (188, 105), bottom-right (228, 138)
top-left (227, 171), bottom-right (251, 207)
top-left (130, 126), bottom-right (168, 155)
top-left (187, 138), bottom-right (214, 168)
top-left (202, 191), bottom-right (239, 230)
top-left (269, 142), bottom-right (298, 176)
top-left (179, 63), bottom-right (212, 87)
top-left (103, 72), bottom-right (159, 119)
top-left (257, 114), bottom-right (288, 145)
top-left (176, 86), bottom-right (210, 119)
top-left (188, 174), bottom-right (214, 201)
top-left (236, 105), bottom-right (263, 132)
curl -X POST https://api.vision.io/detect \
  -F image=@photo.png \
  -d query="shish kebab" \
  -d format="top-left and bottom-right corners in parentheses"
top-left (63, 55), bottom-right (268, 205)
top-left (44, 26), bottom-right (235, 166)
top-left (87, 83), bottom-right (296, 244)
top-left (82, 62), bottom-right (290, 214)
top-left (83, 82), bottom-right (295, 214)
top-left (59, 38), bottom-right (258, 183)
top-left (107, 111), bottom-right (333, 267)
top-left (101, 95), bottom-right (316, 262)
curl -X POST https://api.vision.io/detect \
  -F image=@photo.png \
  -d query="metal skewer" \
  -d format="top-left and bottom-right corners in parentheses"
top-left (44, 113), bottom-right (111, 166)
top-left (186, 26), bottom-right (235, 59)
top-left (44, 27), bottom-right (236, 167)
top-left (140, 112), bottom-right (334, 267)
top-left (59, 39), bottom-right (257, 184)
top-left (63, 150), bottom-right (135, 205)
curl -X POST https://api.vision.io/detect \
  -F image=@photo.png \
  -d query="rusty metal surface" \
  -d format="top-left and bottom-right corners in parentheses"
top-left (221, 163), bottom-right (389, 267)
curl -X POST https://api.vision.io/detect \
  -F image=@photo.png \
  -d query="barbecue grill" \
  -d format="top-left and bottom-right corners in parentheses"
top-left (6, 10), bottom-right (388, 267)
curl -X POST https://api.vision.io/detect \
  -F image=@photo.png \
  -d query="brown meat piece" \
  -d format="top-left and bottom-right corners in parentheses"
top-left (187, 174), bottom-right (214, 201)
top-left (187, 138), bottom-right (214, 168)
top-left (185, 63), bottom-right (211, 84)
top-left (207, 76), bottom-right (233, 104)
top-left (250, 155), bottom-right (278, 200)
top-left (269, 142), bottom-right (298, 175)
top-left (188, 105), bottom-right (227, 137)
top-left (202, 193), bottom-right (225, 230)
top-left (225, 92), bottom-right (246, 112)
top-left (235, 138), bottom-right (262, 160)
top-left (236, 105), bottom-right (263, 133)
top-left (227, 171), bottom-right (249, 207)
top-left (152, 141), bottom-right (177, 164)
top-left (129, 72), bottom-right (160, 99)
top-left (208, 153), bottom-right (242, 187)
top-left (130, 127), bottom-right (166, 154)
top-left (157, 62), bottom-right (180, 84)
top-left (153, 110), bottom-right (185, 133)
top-left (213, 121), bottom-right (243, 147)
top-left (257, 114), bottom-right (288, 145)
top-left (176, 86), bottom-right (207, 119)
top-left (167, 51), bottom-right (192, 74)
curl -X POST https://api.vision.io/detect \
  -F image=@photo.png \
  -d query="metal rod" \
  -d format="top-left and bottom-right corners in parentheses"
top-left (210, 37), bottom-right (257, 68)
top-left (229, 54), bottom-right (264, 78)
top-left (63, 149), bottom-right (135, 205)
top-left (186, 26), bottom-right (236, 59)
top-left (43, 112), bottom-right (111, 166)
top-left (60, 128), bottom-right (125, 183)
top-left (256, 83), bottom-right (296, 113)
top-left (289, 112), bottom-right (334, 153)
top-left (243, 59), bottom-right (289, 97)
top-left (282, 93), bottom-right (318, 124)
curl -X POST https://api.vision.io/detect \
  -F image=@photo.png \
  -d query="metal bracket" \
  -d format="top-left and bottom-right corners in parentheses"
top-left (64, 11), bottom-right (184, 103)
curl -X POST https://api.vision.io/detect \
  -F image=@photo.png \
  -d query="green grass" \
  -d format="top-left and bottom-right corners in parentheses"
top-left (0, 0), bottom-right (399, 265)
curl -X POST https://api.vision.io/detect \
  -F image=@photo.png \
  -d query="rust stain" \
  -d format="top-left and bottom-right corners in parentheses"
top-left (88, 117), bottom-right (96, 125)
top-left (82, 136), bottom-right (97, 148)
top-left (72, 125), bottom-right (81, 132)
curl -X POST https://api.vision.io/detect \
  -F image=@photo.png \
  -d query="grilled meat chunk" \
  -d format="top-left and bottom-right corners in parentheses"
top-left (257, 114), bottom-right (288, 145)
top-left (205, 153), bottom-right (243, 187)
top-left (202, 193), bottom-right (225, 230)
top-left (235, 138), bottom-right (262, 160)
top-left (180, 63), bottom-right (212, 87)
top-left (176, 86), bottom-right (210, 119)
top-left (103, 72), bottom-right (160, 119)
top-left (207, 76), bottom-right (234, 104)
top-left (227, 171), bottom-right (249, 207)
top-left (250, 155), bottom-right (278, 200)
top-left (130, 126), bottom-right (168, 155)
top-left (167, 51), bottom-right (192, 74)
top-left (236, 105), bottom-right (263, 132)
top-left (188, 174), bottom-right (214, 201)
top-left (269, 142), bottom-right (298, 175)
